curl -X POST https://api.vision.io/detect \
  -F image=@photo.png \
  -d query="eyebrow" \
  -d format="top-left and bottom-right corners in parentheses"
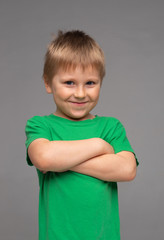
top-left (60, 76), bottom-right (100, 81)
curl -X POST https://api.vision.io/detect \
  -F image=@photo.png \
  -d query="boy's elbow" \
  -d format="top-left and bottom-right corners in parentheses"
top-left (125, 164), bottom-right (137, 181)
top-left (28, 140), bottom-right (68, 172)
top-left (36, 152), bottom-right (60, 172)
top-left (28, 147), bottom-right (50, 171)
top-left (28, 141), bottom-right (56, 171)
top-left (37, 152), bottom-right (50, 171)
top-left (34, 152), bottom-right (64, 172)
top-left (117, 152), bottom-right (137, 182)
top-left (28, 150), bottom-right (49, 171)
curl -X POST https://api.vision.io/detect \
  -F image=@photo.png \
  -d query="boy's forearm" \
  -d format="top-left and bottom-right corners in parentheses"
top-left (69, 152), bottom-right (137, 182)
top-left (29, 138), bottom-right (112, 172)
top-left (53, 139), bottom-right (114, 172)
top-left (46, 138), bottom-right (101, 171)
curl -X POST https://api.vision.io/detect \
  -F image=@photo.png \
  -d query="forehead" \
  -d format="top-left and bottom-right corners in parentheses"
top-left (56, 64), bottom-right (100, 78)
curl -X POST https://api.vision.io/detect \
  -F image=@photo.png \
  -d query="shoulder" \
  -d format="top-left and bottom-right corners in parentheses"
top-left (25, 115), bottom-right (52, 142)
top-left (97, 116), bottom-right (123, 128)
top-left (26, 115), bottom-right (50, 125)
top-left (96, 116), bottom-right (126, 140)
top-left (25, 115), bottom-right (51, 131)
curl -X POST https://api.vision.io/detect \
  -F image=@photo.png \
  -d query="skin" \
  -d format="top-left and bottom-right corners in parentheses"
top-left (44, 65), bottom-right (102, 121)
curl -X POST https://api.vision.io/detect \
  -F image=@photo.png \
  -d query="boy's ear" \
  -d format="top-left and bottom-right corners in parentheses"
top-left (44, 76), bottom-right (52, 94)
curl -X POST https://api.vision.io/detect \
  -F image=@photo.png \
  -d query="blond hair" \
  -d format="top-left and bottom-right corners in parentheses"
top-left (43, 30), bottom-right (105, 83)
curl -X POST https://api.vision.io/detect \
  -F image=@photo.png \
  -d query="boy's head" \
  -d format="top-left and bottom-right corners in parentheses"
top-left (43, 30), bottom-right (105, 84)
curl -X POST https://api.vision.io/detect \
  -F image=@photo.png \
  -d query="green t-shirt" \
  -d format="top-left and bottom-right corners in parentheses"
top-left (25, 114), bottom-right (138, 240)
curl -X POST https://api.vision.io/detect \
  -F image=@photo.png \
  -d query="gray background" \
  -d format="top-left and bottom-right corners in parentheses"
top-left (1, 0), bottom-right (163, 239)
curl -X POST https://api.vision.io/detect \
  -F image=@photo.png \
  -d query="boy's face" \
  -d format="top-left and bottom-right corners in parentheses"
top-left (44, 65), bottom-right (101, 121)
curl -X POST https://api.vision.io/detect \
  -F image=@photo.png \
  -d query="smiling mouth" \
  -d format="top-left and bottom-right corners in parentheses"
top-left (69, 101), bottom-right (88, 105)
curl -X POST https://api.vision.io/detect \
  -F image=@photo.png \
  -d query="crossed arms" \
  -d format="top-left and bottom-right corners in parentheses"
top-left (28, 138), bottom-right (137, 182)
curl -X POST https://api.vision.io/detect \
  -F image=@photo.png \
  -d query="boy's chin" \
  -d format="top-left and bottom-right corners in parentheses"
top-left (55, 109), bottom-right (94, 121)
top-left (66, 113), bottom-right (92, 121)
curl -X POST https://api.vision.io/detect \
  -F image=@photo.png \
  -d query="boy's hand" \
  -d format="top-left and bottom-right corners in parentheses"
top-left (99, 138), bottom-right (115, 155)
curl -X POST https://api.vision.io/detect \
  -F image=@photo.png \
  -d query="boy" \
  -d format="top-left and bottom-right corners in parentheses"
top-left (25, 30), bottom-right (138, 240)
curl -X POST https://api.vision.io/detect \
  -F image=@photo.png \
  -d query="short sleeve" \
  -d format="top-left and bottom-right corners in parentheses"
top-left (109, 120), bottom-right (139, 166)
top-left (25, 116), bottom-right (51, 166)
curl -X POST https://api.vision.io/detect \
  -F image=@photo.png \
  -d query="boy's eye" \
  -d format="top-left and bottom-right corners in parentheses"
top-left (86, 81), bottom-right (95, 85)
top-left (65, 81), bottom-right (74, 85)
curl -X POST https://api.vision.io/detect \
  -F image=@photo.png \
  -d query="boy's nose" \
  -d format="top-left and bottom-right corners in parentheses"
top-left (74, 86), bottom-right (86, 99)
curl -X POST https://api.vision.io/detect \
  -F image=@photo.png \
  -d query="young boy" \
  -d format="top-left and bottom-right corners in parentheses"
top-left (25, 30), bottom-right (138, 240)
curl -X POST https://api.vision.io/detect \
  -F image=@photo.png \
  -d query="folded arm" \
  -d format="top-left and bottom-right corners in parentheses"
top-left (27, 138), bottom-right (113, 172)
top-left (28, 138), bottom-right (136, 182)
top-left (70, 151), bottom-right (137, 182)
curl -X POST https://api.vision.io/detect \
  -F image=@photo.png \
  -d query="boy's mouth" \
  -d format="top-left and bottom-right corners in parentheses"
top-left (69, 101), bottom-right (88, 106)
